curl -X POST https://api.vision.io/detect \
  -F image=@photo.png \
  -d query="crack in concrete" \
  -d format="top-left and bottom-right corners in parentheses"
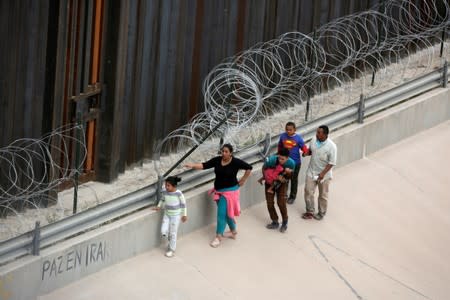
top-left (308, 235), bottom-right (431, 300)
top-left (180, 258), bottom-right (231, 298)
top-left (365, 157), bottom-right (426, 194)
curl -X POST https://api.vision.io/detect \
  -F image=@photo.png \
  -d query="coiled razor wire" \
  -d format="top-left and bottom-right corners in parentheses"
top-left (155, 0), bottom-right (450, 175)
top-left (0, 125), bottom-right (86, 237)
top-left (1, 0), bottom-right (449, 241)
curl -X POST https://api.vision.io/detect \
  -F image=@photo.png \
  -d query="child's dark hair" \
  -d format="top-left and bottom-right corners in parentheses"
top-left (286, 121), bottom-right (296, 129)
top-left (278, 148), bottom-right (290, 157)
top-left (165, 176), bottom-right (182, 186)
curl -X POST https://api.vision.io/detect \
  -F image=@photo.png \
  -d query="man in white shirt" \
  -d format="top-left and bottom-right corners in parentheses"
top-left (302, 125), bottom-right (337, 220)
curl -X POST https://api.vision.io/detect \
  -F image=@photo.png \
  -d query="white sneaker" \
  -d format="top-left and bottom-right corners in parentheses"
top-left (210, 237), bottom-right (221, 248)
top-left (165, 250), bottom-right (174, 258)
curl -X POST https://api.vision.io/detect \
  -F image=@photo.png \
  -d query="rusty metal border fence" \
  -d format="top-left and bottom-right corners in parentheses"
top-left (0, 64), bottom-right (448, 266)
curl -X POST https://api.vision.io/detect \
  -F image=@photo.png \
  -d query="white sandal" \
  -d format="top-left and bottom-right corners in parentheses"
top-left (210, 237), bottom-right (221, 248)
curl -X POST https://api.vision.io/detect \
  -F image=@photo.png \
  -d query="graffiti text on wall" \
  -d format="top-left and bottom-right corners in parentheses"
top-left (42, 241), bottom-right (107, 280)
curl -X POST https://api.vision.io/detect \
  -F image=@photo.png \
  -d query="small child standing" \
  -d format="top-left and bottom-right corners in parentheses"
top-left (153, 176), bottom-right (187, 258)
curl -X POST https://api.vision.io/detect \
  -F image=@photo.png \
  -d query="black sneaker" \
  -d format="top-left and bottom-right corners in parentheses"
top-left (287, 197), bottom-right (295, 204)
top-left (266, 221), bottom-right (279, 229)
top-left (313, 213), bottom-right (325, 220)
top-left (279, 225), bottom-right (287, 233)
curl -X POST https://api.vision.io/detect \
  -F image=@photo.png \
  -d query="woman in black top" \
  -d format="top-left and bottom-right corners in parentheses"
top-left (185, 144), bottom-right (252, 247)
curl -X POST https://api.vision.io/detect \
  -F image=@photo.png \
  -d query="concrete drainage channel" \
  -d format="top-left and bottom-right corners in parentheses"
top-left (0, 65), bottom-right (448, 267)
top-left (0, 65), bottom-right (449, 300)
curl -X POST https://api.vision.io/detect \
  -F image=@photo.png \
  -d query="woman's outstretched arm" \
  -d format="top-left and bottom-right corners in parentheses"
top-left (184, 163), bottom-right (204, 170)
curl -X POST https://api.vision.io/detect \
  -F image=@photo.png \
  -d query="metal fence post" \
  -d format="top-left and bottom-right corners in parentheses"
top-left (156, 175), bottom-right (163, 205)
top-left (305, 96), bottom-right (310, 121)
top-left (305, 29), bottom-right (316, 122)
top-left (372, 0), bottom-right (385, 86)
top-left (371, 68), bottom-right (376, 86)
top-left (218, 137), bottom-right (224, 154)
top-left (443, 60), bottom-right (448, 88)
top-left (32, 221), bottom-right (40, 256)
top-left (358, 94), bottom-right (365, 123)
top-left (73, 112), bottom-right (83, 214)
top-left (260, 133), bottom-right (271, 159)
top-left (440, 27), bottom-right (446, 58)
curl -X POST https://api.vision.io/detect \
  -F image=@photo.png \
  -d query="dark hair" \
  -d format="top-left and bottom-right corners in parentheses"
top-left (165, 176), bottom-right (181, 186)
top-left (221, 143), bottom-right (234, 153)
top-left (278, 148), bottom-right (290, 157)
top-left (286, 121), bottom-right (296, 129)
top-left (318, 125), bottom-right (329, 135)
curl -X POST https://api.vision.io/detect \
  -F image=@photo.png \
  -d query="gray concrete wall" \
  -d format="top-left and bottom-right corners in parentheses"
top-left (0, 87), bottom-right (449, 300)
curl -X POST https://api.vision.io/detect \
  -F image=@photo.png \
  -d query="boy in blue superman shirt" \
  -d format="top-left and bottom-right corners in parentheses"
top-left (278, 122), bottom-right (308, 204)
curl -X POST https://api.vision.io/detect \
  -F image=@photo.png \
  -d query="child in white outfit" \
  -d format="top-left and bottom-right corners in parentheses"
top-left (153, 176), bottom-right (187, 257)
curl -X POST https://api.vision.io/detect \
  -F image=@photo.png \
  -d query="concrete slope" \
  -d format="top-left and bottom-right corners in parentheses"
top-left (40, 120), bottom-right (450, 300)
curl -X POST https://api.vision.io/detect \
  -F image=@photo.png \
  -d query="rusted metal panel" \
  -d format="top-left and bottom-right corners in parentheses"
top-left (82, 1), bottom-right (94, 93)
top-left (263, 0), bottom-right (277, 42)
top-left (2, 0), bottom-right (392, 184)
top-left (91, 0), bottom-right (103, 84)
top-left (51, 0), bottom-right (69, 130)
top-left (0, 1), bottom-right (54, 207)
top-left (179, 0), bottom-right (197, 145)
top-left (114, 0), bottom-right (135, 173)
top-left (297, 1), bottom-right (314, 34)
top-left (171, 0), bottom-right (189, 131)
top-left (188, 0), bottom-right (204, 118)
top-left (0, 1), bottom-right (50, 144)
top-left (73, 0), bottom-right (84, 97)
top-left (42, 0), bottom-right (60, 136)
top-left (91, 0), bottom-right (389, 179)
top-left (276, 0), bottom-right (296, 36)
top-left (131, 0), bottom-right (150, 164)
top-left (95, 0), bottom-right (122, 182)
top-left (235, 0), bottom-right (247, 53)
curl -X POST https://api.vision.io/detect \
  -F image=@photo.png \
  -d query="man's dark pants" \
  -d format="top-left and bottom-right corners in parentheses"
top-left (289, 163), bottom-right (301, 200)
top-left (265, 182), bottom-right (288, 224)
